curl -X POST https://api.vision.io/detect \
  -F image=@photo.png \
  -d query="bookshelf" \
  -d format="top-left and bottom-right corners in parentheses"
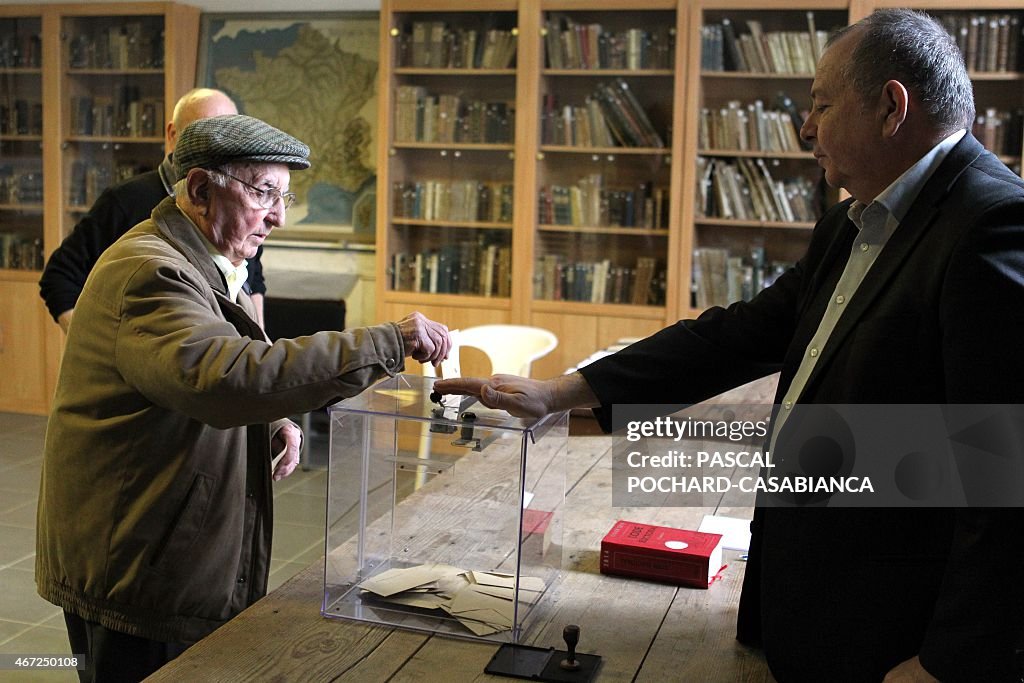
top-left (0, 8), bottom-right (48, 414)
top-left (531, 2), bottom-right (682, 371)
top-left (377, 1), bottom-right (521, 347)
top-left (0, 2), bottom-right (198, 415)
top-left (0, 10), bottom-right (44, 273)
top-left (377, 0), bottom-right (685, 377)
top-left (680, 1), bottom-right (849, 316)
top-left (855, 0), bottom-right (1024, 174)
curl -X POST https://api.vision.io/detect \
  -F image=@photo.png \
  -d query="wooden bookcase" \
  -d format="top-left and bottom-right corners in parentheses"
top-left (0, 2), bottom-right (198, 415)
top-left (376, 0), bottom-right (688, 378)
top-left (678, 0), bottom-right (849, 318)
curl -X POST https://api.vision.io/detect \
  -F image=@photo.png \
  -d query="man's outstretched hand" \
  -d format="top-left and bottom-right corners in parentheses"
top-left (433, 375), bottom-right (553, 418)
top-left (434, 373), bottom-right (600, 419)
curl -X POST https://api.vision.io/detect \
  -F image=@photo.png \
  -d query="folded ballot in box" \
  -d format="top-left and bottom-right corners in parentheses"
top-left (600, 520), bottom-right (724, 589)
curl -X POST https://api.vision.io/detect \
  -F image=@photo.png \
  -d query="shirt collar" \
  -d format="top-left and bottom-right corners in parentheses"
top-left (158, 154), bottom-right (176, 196)
top-left (847, 129), bottom-right (966, 230)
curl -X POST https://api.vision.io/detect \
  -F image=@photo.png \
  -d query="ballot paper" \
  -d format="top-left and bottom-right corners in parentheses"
top-left (438, 330), bottom-right (462, 379)
top-left (356, 563), bottom-right (547, 636)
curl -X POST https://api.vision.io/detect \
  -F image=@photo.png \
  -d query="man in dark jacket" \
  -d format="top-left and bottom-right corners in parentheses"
top-left (37, 88), bottom-right (268, 332)
top-left (437, 10), bottom-right (1024, 682)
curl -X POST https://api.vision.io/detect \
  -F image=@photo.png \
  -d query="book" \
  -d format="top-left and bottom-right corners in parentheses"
top-left (600, 520), bottom-right (724, 589)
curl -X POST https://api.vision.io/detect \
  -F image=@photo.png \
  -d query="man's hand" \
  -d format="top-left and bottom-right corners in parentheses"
top-left (434, 373), bottom-right (599, 419)
top-left (883, 656), bottom-right (940, 683)
top-left (396, 312), bottom-right (450, 365)
top-left (270, 421), bottom-right (302, 481)
top-left (57, 309), bottom-right (74, 334)
top-left (434, 375), bottom-right (555, 418)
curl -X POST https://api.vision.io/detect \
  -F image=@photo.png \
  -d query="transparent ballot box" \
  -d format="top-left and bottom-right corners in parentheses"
top-left (323, 374), bottom-right (568, 643)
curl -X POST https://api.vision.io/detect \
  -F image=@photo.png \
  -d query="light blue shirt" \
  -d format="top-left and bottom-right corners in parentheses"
top-left (771, 129), bottom-right (966, 446)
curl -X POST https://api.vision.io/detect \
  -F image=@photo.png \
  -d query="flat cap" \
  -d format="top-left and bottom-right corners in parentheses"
top-left (173, 114), bottom-right (310, 180)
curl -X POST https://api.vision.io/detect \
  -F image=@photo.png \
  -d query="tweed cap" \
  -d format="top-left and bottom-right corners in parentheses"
top-left (173, 114), bottom-right (310, 180)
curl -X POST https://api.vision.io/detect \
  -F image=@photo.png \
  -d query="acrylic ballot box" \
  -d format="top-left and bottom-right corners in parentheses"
top-left (323, 373), bottom-right (568, 643)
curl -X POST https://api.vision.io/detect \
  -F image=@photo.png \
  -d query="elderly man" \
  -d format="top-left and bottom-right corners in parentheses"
top-left (36, 114), bottom-right (450, 682)
top-left (439, 10), bottom-right (1024, 682)
top-left (37, 88), bottom-right (277, 332)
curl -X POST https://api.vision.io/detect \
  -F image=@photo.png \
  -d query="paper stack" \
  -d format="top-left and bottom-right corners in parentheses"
top-left (358, 563), bottom-right (546, 636)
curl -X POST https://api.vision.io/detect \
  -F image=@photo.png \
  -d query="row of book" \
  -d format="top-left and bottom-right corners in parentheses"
top-left (692, 246), bottom-right (790, 309)
top-left (0, 165), bottom-right (42, 204)
top-left (699, 98), bottom-right (805, 153)
top-left (541, 79), bottom-right (665, 148)
top-left (394, 86), bottom-right (514, 144)
top-left (538, 176), bottom-right (669, 229)
top-left (67, 22), bottom-right (163, 70)
top-left (390, 240), bottom-right (512, 297)
top-left (0, 23), bottom-right (41, 68)
top-left (535, 254), bottom-right (665, 306)
top-left (392, 180), bottom-right (514, 224)
top-left (940, 13), bottom-right (1021, 73)
top-left (696, 156), bottom-right (821, 224)
top-left (702, 16), bottom-right (827, 74)
top-left (398, 22), bottom-right (517, 69)
top-left (68, 160), bottom-right (148, 207)
top-left (70, 92), bottom-right (164, 138)
top-left (974, 108), bottom-right (1024, 157)
top-left (543, 15), bottom-right (674, 70)
top-left (0, 99), bottom-right (43, 136)
top-left (0, 232), bottom-right (43, 271)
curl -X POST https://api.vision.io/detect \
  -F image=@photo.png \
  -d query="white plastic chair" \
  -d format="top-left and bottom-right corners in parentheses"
top-left (424, 324), bottom-right (558, 378)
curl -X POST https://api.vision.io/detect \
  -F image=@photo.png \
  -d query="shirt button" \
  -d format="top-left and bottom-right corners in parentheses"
top-left (809, 348), bottom-right (818, 358)
top-left (860, 243), bottom-right (869, 252)
top-left (835, 295), bottom-right (845, 304)
top-left (784, 401), bottom-right (792, 410)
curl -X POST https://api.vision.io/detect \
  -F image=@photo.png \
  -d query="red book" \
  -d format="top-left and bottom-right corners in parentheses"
top-left (600, 520), bottom-right (724, 589)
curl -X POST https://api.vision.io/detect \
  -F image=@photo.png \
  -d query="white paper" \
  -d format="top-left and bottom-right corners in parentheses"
top-left (698, 515), bottom-right (752, 552)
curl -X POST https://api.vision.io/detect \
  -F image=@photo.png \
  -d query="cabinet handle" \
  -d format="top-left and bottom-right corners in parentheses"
top-left (0, 322), bottom-right (5, 353)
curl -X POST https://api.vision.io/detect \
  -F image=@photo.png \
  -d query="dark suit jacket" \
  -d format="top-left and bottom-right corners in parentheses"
top-left (580, 134), bottom-right (1024, 682)
top-left (39, 161), bottom-right (266, 323)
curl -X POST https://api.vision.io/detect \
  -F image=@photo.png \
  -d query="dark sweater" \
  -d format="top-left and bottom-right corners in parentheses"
top-left (39, 158), bottom-right (266, 323)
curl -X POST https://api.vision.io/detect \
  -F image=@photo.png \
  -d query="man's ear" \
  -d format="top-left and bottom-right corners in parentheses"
top-left (879, 79), bottom-right (909, 138)
top-left (186, 169), bottom-right (214, 210)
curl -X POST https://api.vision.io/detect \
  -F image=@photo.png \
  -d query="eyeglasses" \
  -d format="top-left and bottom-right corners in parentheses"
top-left (214, 169), bottom-right (296, 210)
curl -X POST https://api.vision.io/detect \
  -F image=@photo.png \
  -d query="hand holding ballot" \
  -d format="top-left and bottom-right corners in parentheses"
top-left (434, 372), bottom-right (600, 418)
top-left (396, 311), bottom-right (452, 365)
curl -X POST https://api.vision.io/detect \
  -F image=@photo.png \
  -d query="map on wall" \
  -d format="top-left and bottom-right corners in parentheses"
top-left (198, 14), bottom-right (378, 240)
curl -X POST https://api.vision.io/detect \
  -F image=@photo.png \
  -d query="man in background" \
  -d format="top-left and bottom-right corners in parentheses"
top-left (38, 88), bottom-right (273, 331)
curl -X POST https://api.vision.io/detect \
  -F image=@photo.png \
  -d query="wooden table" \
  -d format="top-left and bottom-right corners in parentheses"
top-left (149, 379), bottom-right (779, 683)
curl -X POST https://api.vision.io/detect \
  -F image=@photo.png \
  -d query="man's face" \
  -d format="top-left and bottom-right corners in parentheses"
top-left (204, 163), bottom-right (290, 265)
top-left (800, 31), bottom-right (887, 203)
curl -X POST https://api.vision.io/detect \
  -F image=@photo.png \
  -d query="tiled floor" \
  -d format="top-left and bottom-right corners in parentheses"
top-left (0, 411), bottom-right (328, 682)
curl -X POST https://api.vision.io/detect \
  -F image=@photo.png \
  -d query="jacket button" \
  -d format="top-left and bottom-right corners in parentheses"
top-left (385, 358), bottom-right (395, 368)
top-left (238, 576), bottom-right (246, 584)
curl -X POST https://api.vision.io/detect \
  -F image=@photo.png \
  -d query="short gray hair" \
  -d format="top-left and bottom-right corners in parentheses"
top-left (829, 9), bottom-right (974, 132)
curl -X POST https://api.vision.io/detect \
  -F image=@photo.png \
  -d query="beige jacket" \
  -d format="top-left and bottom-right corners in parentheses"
top-left (36, 197), bottom-right (404, 643)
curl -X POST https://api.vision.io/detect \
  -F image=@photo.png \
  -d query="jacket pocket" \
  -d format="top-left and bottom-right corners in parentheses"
top-left (150, 473), bottom-right (215, 572)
